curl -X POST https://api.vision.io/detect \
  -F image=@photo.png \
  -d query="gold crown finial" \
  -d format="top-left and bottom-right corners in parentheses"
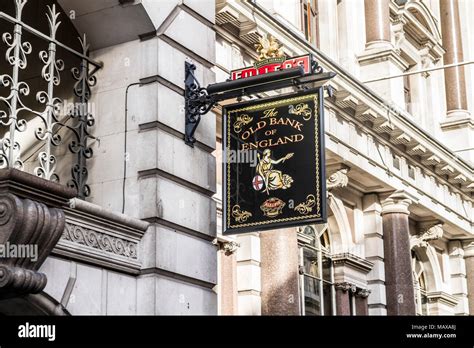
top-left (255, 34), bottom-right (284, 61)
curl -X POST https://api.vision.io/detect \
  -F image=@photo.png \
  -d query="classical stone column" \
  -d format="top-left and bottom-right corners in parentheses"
top-left (381, 191), bottom-right (416, 315)
top-left (359, 0), bottom-right (407, 106)
top-left (335, 282), bottom-right (353, 315)
top-left (355, 289), bottom-right (371, 315)
top-left (440, 0), bottom-right (468, 116)
top-left (364, 0), bottom-right (391, 50)
top-left (260, 228), bottom-right (300, 315)
top-left (439, 0), bottom-right (473, 162)
top-left (463, 241), bottom-right (474, 315)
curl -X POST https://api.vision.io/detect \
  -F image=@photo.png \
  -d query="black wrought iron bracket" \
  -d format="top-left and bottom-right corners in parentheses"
top-left (185, 62), bottom-right (217, 146)
top-left (184, 60), bottom-right (336, 147)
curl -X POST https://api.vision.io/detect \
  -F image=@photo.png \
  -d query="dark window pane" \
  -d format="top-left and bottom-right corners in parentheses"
top-left (322, 255), bottom-right (331, 282)
top-left (323, 282), bottom-right (332, 316)
top-left (303, 248), bottom-right (319, 278)
top-left (304, 275), bottom-right (321, 315)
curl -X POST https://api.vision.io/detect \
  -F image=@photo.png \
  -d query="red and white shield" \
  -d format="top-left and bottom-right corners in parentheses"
top-left (252, 175), bottom-right (264, 191)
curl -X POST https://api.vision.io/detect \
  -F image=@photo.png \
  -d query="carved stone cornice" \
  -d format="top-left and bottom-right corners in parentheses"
top-left (426, 291), bottom-right (458, 308)
top-left (0, 169), bottom-right (76, 297)
top-left (332, 253), bottom-right (374, 274)
top-left (410, 222), bottom-right (443, 249)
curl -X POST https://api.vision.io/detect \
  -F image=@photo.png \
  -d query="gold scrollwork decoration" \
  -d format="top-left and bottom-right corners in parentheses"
top-left (288, 103), bottom-right (312, 121)
top-left (294, 194), bottom-right (316, 215)
top-left (233, 114), bottom-right (253, 133)
top-left (232, 205), bottom-right (252, 223)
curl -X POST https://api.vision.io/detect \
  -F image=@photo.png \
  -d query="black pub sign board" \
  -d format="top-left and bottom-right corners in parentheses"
top-left (222, 88), bottom-right (327, 235)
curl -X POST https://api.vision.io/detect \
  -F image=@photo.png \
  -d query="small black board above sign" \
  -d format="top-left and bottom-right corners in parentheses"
top-left (223, 88), bottom-right (327, 235)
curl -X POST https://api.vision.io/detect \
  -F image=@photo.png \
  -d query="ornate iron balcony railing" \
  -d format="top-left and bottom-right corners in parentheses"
top-left (0, 0), bottom-right (102, 199)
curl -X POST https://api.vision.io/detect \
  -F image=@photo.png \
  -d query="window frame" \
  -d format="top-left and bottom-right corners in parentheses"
top-left (298, 225), bottom-right (336, 316)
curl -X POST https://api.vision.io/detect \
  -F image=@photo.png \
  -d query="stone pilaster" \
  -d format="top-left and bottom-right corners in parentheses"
top-left (448, 241), bottom-right (468, 315)
top-left (463, 241), bottom-right (474, 315)
top-left (260, 228), bottom-right (300, 315)
top-left (215, 239), bottom-right (239, 315)
top-left (362, 193), bottom-right (387, 315)
top-left (381, 191), bottom-right (416, 315)
top-left (236, 233), bottom-right (261, 315)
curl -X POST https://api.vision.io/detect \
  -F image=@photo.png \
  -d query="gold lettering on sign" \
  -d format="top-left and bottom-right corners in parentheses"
top-left (240, 134), bottom-right (305, 150)
top-left (262, 108), bottom-right (278, 119)
top-left (269, 117), bottom-right (303, 131)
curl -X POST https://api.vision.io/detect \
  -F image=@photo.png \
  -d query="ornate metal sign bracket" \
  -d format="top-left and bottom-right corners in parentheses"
top-left (184, 61), bottom-right (336, 147)
top-left (184, 62), bottom-right (217, 147)
top-left (184, 35), bottom-right (336, 147)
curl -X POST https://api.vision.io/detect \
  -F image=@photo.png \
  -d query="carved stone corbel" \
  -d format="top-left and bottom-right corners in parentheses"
top-left (356, 288), bottom-right (371, 298)
top-left (326, 168), bottom-right (349, 191)
top-left (0, 169), bottom-right (76, 297)
top-left (410, 222), bottom-right (444, 250)
top-left (212, 237), bottom-right (240, 256)
top-left (392, 15), bottom-right (407, 53)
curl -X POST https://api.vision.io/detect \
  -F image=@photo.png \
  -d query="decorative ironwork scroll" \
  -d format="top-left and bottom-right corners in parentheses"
top-left (34, 4), bottom-right (64, 181)
top-left (65, 35), bottom-right (97, 199)
top-left (0, 0), bottom-right (31, 170)
top-left (0, 0), bottom-right (101, 199)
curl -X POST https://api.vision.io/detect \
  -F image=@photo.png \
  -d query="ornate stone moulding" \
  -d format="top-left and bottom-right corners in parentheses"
top-left (0, 169), bottom-right (76, 297)
top-left (426, 291), bottom-right (458, 308)
top-left (53, 198), bottom-right (150, 275)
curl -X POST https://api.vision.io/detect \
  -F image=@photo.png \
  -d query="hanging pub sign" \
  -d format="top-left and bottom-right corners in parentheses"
top-left (222, 88), bottom-right (327, 235)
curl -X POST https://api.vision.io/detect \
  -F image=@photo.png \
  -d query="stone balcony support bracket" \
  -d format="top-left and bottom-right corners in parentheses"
top-left (0, 169), bottom-right (76, 297)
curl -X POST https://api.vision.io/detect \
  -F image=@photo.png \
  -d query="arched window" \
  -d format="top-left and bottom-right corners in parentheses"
top-left (297, 225), bottom-right (336, 315)
top-left (412, 251), bottom-right (429, 315)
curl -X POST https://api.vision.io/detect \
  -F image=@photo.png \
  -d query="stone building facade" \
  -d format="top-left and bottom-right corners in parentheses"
top-left (0, 0), bottom-right (472, 317)
top-left (0, 0), bottom-right (217, 315)
top-left (214, 0), bottom-right (474, 316)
